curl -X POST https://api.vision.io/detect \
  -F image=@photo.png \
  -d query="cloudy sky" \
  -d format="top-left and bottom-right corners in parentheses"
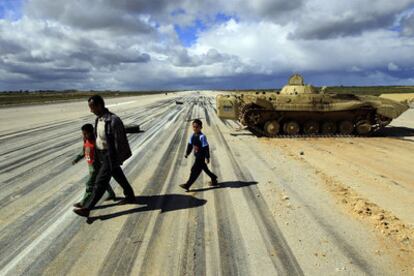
top-left (1, 0), bottom-right (414, 91)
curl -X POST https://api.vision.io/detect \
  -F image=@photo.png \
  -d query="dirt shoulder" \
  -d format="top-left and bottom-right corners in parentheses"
top-left (256, 111), bottom-right (414, 266)
top-left (380, 93), bottom-right (414, 104)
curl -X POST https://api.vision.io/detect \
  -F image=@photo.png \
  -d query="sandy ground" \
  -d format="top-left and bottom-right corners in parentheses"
top-left (380, 93), bottom-right (414, 104)
top-left (0, 92), bottom-right (413, 275)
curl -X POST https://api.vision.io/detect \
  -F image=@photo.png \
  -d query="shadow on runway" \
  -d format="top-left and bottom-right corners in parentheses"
top-left (86, 181), bottom-right (258, 224)
top-left (189, 180), bottom-right (258, 192)
top-left (86, 193), bottom-right (206, 224)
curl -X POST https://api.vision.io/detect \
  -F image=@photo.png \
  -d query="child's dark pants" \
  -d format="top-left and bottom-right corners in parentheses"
top-left (84, 149), bottom-right (135, 209)
top-left (186, 157), bottom-right (217, 187)
top-left (80, 164), bottom-right (115, 206)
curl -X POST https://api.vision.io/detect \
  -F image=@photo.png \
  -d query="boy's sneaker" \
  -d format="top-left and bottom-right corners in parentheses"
top-left (179, 184), bottom-right (190, 192)
top-left (210, 177), bottom-right (219, 186)
top-left (73, 202), bottom-right (83, 208)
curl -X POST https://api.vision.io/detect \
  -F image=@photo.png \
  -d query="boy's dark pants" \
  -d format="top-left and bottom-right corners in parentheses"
top-left (186, 157), bottom-right (217, 187)
top-left (84, 149), bottom-right (135, 210)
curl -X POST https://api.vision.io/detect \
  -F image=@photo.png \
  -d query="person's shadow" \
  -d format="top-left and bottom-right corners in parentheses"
top-left (189, 180), bottom-right (258, 192)
top-left (86, 181), bottom-right (257, 224)
top-left (87, 194), bottom-right (206, 224)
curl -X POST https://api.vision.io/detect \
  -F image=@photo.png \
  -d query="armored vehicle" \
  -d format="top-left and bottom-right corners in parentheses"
top-left (216, 74), bottom-right (410, 136)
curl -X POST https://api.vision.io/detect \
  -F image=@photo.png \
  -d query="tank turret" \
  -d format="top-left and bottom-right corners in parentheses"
top-left (279, 74), bottom-right (317, 95)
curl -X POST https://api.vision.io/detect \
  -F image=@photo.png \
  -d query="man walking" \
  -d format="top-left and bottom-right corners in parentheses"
top-left (73, 95), bottom-right (136, 217)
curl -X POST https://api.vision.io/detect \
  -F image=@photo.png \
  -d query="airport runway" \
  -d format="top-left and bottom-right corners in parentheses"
top-left (0, 93), bottom-right (413, 275)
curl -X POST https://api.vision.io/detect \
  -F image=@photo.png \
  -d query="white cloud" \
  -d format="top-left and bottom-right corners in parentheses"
top-left (388, 62), bottom-right (401, 71)
top-left (192, 20), bottom-right (414, 74)
top-left (350, 66), bottom-right (363, 72)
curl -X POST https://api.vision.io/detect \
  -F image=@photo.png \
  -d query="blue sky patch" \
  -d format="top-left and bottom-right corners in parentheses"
top-left (171, 8), bottom-right (186, 17)
top-left (0, 0), bottom-right (23, 20)
top-left (174, 19), bottom-right (207, 47)
top-left (174, 13), bottom-right (235, 47)
top-left (214, 13), bottom-right (236, 24)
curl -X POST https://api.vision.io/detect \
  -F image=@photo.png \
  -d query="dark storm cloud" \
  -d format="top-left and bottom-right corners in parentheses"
top-left (290, 1), bottom-right (414, 40)
top-left (119, 72), bottom-right (282, 90)
top-left (0, 39), bottom-right (25, 55)
top-left (170, 48), bottom-right (238, 67)
top-left (105, 0), bottom-right (175, 15)
top-left (108, 0), bottom-right (306, 21)
top-left (68, 51), bottom-right (151, 68)
top-left (240, 0), bottom-right (304, 20)
top-left (2, 44), bottom-right (151, 83)
top-left (0, 13), bottom-right (152, 87)
top-left (0, 58), bottom-right (91, 83)
top-left (290, 13), bottom-right (396, 39)
top-left (24, 0), bottom-right (195, 26)
top-left (25, 0), bottom-right (306, 30)
top-left (25, 0), bottom-right (157, 34)
top-left (65, 37), bottom-right (151, 67)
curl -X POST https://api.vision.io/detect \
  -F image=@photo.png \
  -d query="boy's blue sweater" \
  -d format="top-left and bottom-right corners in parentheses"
top-left (186, 132), bottom-right (210, 159)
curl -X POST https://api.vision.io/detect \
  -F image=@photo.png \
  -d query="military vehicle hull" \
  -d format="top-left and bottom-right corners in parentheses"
top-left (216, 75), bottom-right (410, 137)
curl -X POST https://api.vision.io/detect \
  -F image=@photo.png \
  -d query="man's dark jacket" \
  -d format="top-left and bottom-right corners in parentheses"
top-left (94, 108), bottom-right (132, 168)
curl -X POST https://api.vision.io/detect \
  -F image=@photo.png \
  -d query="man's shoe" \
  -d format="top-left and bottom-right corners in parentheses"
top-left (210, 177), bottom-right (219, 186)
top-left (73, 202), bottom-right (83, 208)
top-left (118, 197), bottom-right (136, 205)
top-left (179, 184), bottom-right (190, 192)
top-left (73, 208), bottom-right (90, 217)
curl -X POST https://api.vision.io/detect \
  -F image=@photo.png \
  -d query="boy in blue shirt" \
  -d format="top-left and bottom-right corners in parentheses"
top-left (179, 119), bottom-right (218, 192)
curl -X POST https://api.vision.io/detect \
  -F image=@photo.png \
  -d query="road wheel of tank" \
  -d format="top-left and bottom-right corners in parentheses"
top-left (321, 121), bottom-right (337, 134)
top-left (338, 120), bottom-right (354, 135)
top-left (264, 120), bottom-right (280, 136)
top-left (240, 104), bottom-right (261, 126)
top-left (356, 120), bottom-right (372, 135)
top-left (245, 110), bottom-right (261, 125)
top-left (283, 121), bottom-right (300, 135)
top-left (239, 103), bottom-right (256, 125)
top-left (303, 121), bottom-right (319, 135)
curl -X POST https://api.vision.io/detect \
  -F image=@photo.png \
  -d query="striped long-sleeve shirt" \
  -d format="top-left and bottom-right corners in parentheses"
top-left (186, 132), bottom-right (210, 159)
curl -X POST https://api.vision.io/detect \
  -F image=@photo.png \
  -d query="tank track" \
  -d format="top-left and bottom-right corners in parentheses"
top-left (247, 124), bottom-right (363, 138)
top-left (240, 108), bottom-right (390, 138)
